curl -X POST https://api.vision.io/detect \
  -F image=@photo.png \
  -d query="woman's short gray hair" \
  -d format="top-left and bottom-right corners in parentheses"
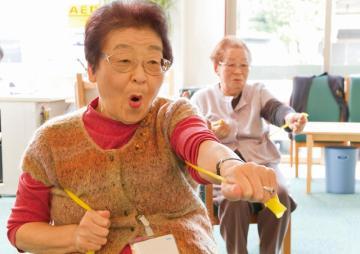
top-left (210, 35), bottom-right (252, 64)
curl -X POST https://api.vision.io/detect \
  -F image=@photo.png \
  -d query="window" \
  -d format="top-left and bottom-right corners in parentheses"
top-left (236, 0), bottom-right (325, 81)
top-left (231, 0), bottom-right (360, 103)
top-left (235, 0), bottom-right (325, 106)
top-left (233, 0), bottom-right (360, 79)
top-left (331, 0), bottom-right (360, 73)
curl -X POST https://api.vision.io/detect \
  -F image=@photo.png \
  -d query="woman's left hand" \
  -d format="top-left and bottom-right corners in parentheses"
top-left (285, 112), bottom-right (308, 134)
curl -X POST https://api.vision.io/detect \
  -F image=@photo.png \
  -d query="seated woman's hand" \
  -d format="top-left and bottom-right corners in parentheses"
top-left (210, 119), bottom-right (231, 139)
top-left (73, 210), bottom-right (111, 253)
top-left (220, 162), bottom-right (278, 203)
top-left (285, 112), bottom-right (308, 134)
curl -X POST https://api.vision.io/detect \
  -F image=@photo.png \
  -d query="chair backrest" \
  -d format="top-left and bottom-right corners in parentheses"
top-left (292, 75), bottom-right (341, 142)
top-left (202, 185), bottom-right (219, 225)
top-left (306, 75), bottom-right (340, 122)
top-left (348, 76), bottom-right (360, 122)
top-left (179, 87), bottom-right (201, 99)
top-left (75, 73), bottom-right (98, 109)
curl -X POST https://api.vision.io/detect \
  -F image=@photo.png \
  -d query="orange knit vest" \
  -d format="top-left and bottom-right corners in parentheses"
top-left (22, 97), bottom-right (217, 254)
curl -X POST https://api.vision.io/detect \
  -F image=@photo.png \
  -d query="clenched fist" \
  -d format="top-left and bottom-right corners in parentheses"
top-left (210, 119), bottom-right (231, 139)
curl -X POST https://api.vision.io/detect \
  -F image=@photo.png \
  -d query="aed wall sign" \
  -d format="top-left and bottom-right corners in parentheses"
top-left (68, 4), bottom-right (100, 27)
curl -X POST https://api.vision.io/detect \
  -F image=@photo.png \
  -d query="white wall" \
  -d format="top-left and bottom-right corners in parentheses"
top-left (177, 0), bottom-right (224, 89)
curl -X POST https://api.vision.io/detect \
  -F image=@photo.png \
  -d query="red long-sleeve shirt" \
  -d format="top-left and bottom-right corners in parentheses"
top-left (7, 98), bottom-right (217, 253)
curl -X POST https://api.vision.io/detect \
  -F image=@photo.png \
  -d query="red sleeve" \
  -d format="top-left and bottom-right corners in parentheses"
top-left (170, 115), bottom-right (219, 184)
top-left (7, 172), bottom-right (134, 254)
top-left (7, 172), bottom-right (51, 249)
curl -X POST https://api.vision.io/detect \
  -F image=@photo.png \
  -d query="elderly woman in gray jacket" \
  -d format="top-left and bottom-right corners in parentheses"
top-left (191, 36), bottom-right (307, 254)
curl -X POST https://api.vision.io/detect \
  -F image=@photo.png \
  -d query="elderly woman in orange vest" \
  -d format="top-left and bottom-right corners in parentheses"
top-left (7, 1), bottom-right (278, 253)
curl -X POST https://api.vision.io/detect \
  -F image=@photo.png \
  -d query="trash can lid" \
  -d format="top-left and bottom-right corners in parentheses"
top-left (325, 146), bottom-right (357, 150)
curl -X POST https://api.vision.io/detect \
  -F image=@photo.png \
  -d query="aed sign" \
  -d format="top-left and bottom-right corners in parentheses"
top-left (68, 4), bottom-right (99, 17)
top-left (68, 4), bottom-right (99, 27)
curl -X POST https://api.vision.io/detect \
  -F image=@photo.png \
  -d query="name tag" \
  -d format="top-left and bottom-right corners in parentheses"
top-left (130, 234), bottom-right (179, 254)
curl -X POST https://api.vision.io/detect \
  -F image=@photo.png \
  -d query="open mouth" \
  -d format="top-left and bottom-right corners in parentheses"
top-left (130, 95), bottom-right (142, 102)
top-left (129, 94), bottom-right (142, 108)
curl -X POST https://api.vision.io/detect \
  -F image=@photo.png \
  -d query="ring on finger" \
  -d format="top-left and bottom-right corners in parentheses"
top-left (263, 186), bottom-right (275, 195)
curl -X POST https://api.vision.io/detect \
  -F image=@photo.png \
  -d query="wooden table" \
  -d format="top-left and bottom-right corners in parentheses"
top-left (302, 122), bottom-right (360, 193)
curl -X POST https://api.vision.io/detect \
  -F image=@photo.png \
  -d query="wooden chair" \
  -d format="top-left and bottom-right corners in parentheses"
top-left (290, 75), bottom-right (347, 177)
top-left (75, 73), bottom-right (98, 108)
top-left (204, 184), bottom-right (291, 254)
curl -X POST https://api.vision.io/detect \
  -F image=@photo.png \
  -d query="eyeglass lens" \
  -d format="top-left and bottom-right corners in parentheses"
top-left (106, 49), bottom-right (170, 75)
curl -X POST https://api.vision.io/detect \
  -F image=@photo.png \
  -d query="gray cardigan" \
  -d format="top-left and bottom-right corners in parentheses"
top-left (191, 83), bottom-right (294, 184)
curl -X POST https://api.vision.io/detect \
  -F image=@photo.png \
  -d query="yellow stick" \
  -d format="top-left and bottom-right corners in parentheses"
top-left (64, 189), bottom-right (94, 254)
top-left (270, 112), bottom-right (309, 137)
top-left (64, 189), bottom-right (92, 211)
top-left (185, 161), bottom-right (286, 218)
top-left (185, 161), bottom-right (225, 182)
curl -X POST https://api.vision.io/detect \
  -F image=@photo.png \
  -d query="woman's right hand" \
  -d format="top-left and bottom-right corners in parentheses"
top-left (73, 210), bottom-right (111, 253)
top-left (220, 161), bottom-right (278, 203)
top-left (210, 119), bottom-right (231, 139)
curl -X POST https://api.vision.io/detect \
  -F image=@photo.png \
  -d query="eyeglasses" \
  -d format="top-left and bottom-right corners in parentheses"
top-left (103, 53), bottom-right (172, 76)
top-left (219, 61), bottom-right (249, 71)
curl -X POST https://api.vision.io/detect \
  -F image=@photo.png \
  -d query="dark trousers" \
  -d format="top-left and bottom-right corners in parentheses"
top-left (216, 185), bottom-right (296, 254)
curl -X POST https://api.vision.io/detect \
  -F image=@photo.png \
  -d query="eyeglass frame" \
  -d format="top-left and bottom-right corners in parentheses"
top-left (102, 52), bottom-right (172, 76)
top-left (218, 61), bottom-right (249, 70)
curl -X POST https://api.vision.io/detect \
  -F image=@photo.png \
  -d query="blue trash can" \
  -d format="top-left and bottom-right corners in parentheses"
top-left (325, 147), bottom-right (357, 194)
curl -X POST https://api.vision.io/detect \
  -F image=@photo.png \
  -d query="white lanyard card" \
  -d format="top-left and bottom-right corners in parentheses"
top-left (130, 234), bottom-right (179, 254)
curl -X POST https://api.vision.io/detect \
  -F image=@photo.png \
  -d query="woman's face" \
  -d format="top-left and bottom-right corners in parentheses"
top-left (215, 46), bottom-right (250, 96)
top-left (89, 27), bottom-right (165, 124)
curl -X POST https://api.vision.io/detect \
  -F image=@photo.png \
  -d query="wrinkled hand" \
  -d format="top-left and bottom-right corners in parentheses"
top-left (73, 210), bottom-right (111, 253)
top-left (211, 119), bottom-right (231, 139)
top-left (220, 162), bottom-right (277, 203)
top-left (285, 112), bottom-right (308, 134)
